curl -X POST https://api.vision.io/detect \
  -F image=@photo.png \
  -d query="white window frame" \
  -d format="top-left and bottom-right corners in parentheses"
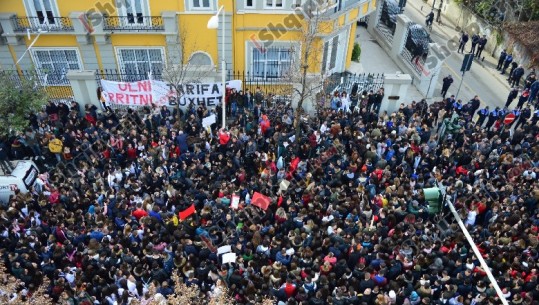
top-left (321, 27), bottom-right (350, 75)
top-left (249, 45), bottom-right (294, 80)
top-left (30, 47), bottom-right (83, 86)
top-left (245, 0), bottom-right (255, 8)
top-left (115, 47), bottom-right (166, 80)
top-left (116, 0), bottom-right (151, 27)
top-left (23, 0), bottom-right (60, 26)
top-left (187, 0), bottom-right (214, 11)
top-left (265, 0), bottom-right (284, 9)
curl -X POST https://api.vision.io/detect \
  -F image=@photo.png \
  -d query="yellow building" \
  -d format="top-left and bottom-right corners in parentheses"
top-left (0, 0), bottom-right (376, 97)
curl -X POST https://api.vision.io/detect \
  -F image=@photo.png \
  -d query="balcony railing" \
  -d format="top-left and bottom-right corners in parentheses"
top-left (103, 16), bottom-right (164, 31)
top-left (11, 16), bottom-right (74, 32)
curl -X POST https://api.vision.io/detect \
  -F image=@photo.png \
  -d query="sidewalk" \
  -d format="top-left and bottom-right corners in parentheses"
top-left (347, 26), bottom-right (425, 103)
top-left (406, 0), bottom-right (511, 92)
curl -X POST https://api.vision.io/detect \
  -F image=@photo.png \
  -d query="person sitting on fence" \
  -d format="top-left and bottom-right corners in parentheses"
top-left (412, 44), bottom-right (425, 65)
top-left (340, 91), bottom-right (350, 113)
top-left (330, 91), bottom-right (341, 110)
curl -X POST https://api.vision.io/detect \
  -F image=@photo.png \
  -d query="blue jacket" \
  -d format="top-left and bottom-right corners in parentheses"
top-left (275, 251), bottom-right (291, 265)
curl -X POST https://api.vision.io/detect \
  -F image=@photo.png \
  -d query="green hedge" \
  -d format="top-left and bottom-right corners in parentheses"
top-left (351, 43), bottom-right (361, 62)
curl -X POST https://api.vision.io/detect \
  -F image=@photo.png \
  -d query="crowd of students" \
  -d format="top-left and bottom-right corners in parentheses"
top-left (0, 86), bottom-right (538, 305)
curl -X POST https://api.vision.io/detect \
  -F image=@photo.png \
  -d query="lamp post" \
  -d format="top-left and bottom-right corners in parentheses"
top-left (207, 5), bottom-right (226, 129)
top-left (16, 28), bottom-right (48, 65)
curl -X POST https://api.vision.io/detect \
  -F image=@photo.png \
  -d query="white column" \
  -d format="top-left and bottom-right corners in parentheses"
top-left (0, 13), bottom-right (22, 45)
top-left (367, 0), bottom-right (383, 32)
top-left (67, 70), bottom-right (100, 112)
top-left (390, 14), bottom-right (412, 60)
top-left (383, 73), bottom-right (412, 114)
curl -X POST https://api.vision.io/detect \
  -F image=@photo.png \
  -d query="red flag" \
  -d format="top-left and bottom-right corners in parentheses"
top-left (277, 195), bottom-right (283, 207)
top-left (179, 204), bottom-right (196, 220)
top-left (251, 192), bottom-right (270, 211)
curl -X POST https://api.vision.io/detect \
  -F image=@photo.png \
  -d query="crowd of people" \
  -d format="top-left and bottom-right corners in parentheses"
top-left (0, 82), bottom-right (538, 305)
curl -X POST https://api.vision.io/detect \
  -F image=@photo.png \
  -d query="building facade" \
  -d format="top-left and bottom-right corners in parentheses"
top-left (0, 0), bottom-right (376, 97)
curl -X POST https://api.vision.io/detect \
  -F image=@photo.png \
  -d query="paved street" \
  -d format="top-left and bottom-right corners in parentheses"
top-left (403, 0), bottom-right (511, 108)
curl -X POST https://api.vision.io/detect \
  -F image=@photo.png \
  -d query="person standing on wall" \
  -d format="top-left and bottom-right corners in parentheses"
top-left (373, 88), bottom-right (384, 115)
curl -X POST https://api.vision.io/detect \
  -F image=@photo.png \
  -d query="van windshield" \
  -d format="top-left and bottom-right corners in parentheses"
top-left (23, 166), bottom-right (38, 190)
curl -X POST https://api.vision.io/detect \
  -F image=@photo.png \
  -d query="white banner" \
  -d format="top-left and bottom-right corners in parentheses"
top-left (99, 79), bottom-right (242, 109)
top-left (202, 114), bottom-right (217, 128)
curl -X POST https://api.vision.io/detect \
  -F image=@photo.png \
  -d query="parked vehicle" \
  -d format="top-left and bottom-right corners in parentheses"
top-left (406, 23), bottom-right (433, 58)
top-left (0, 160), bottom-right (39, 204)
top-left (380, 0), bottom-right (402, 34)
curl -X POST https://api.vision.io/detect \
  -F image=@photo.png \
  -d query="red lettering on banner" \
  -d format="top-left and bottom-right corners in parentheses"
top-left (116, 93), bottom-right (125, 104)
top-left (128, 82), bottom-right (138, 92)
top-left (140, 94), bottom-right (151, 105)
top-left (108, 93), bottom-right (114, 101)
top-left (118, 83), bottom-right (128, 91)
top-left (138, 81), bottom-right (150, 92)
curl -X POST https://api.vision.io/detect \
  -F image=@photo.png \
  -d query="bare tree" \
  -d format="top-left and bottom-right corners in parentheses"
top-left (284, 4), bottom-right (335, 141)
top-left (161, 23), bottom-right (214, 128)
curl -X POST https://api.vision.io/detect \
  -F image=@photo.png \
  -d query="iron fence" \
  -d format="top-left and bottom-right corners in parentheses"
top-left (375, 0), bottom-right (395, 46)
top-left (103, 16), bottom-right (164, 31)
top-left (96, 68), bottom-right (164, 83)
top-left (376, 23), bottom-right (395, 46)
top-left (2, 70), bottom-right (74, 102)
top-left (226, 70), bottom-right (294, 96)
top-left (324, 72), bottom-right (385, 95)
top-left (11, 16), bottom-right (74, 32)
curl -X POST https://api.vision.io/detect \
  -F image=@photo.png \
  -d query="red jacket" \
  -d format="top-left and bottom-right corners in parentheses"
top-left (169, 146), bottom-right (180, 158)
top-left (132, 208), bottom-right (148, 220)
top-left (126, 147), bottom-right (137, 160)
top-left (85, 113), bottom-right (96, 126)
top-left (290, 157), bottom-right (300, 172)
top-left (219, 132), bottom-right (230, 145)
top-left (283, 283), bottom-right (296, 297)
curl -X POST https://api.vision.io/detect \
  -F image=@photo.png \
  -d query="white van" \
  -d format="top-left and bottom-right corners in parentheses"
top-left (0, 160), bottom-right (39, 204)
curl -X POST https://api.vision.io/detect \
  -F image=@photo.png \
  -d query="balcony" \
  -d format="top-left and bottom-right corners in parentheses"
top-left (103, 16), bottom-right (164, 32)
top-left (11, 16), bottom-right (74, 32)
top-left (314, 0), bottom-right (367, 19)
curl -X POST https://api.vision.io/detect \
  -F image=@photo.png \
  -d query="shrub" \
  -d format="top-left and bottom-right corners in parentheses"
top-left (351, 43), bottom-right (361, 62)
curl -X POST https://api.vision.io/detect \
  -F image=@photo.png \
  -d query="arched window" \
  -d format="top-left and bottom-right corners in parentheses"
top-left (189, 51), bottom-right (213, 66)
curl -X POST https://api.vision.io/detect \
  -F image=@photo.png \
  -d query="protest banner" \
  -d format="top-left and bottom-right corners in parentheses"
top-left (202, 114), bottom-right (217, 128)
top-left (231, 195), bottom-right (240, 210)
top-left (251, 192), bottom-right (270, 211)
top-left (100, 79), bottom-right (242, 110)
top-left (178, 204), bottom-right (196, 220)
top-left (222, 252), bottom-right (237, 264)
top-left (217, 245), bottom-right (232, 255)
